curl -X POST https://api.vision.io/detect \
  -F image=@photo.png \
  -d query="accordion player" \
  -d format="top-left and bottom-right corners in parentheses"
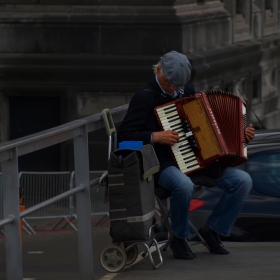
top-left (154, 90), bottom-right (248, 175)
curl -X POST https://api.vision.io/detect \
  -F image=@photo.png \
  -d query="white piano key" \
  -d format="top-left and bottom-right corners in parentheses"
top-left (156, 110), bottom-right (178, 118)
top-left (161, 118), bottom-right (181, 126)
top-left (178, 161), bottom-right (200, 171)
top-left (172, 150), bottom-right (195, 160)
top-left (176, 154), bottom-right (196, 163)
top-left (172, 143), bottom-right (191, 150)
top-left (177, 159), bottom-right (199, 168)
top-left (180, 164), bottom-right (200, 173)
top-left (173, 151), bottom-right (194, 159)
top-left (156, 104), bottom-right (176, 111)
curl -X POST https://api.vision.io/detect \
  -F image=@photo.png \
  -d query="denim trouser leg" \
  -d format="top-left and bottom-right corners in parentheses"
top-left (158, 165), bottom-right (252, 239)
top-left (158, 166), bottom-right (194, 239)
top-left (206, 166), bottom-right (252, 236)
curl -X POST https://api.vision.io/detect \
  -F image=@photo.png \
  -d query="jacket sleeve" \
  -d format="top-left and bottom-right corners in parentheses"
top-left (117, 90), bottom-right (156, 145)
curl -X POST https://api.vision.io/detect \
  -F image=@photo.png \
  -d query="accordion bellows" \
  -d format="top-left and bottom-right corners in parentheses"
top-left (108, 144), bottom-right (159, 243)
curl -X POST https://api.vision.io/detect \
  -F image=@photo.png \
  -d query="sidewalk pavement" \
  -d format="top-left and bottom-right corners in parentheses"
top-left (1, 217), bottom-right (280, 280)
top-left (106, 242), bottom-right (280, 280)
top-left (0, 217), bottom-right (112, 280)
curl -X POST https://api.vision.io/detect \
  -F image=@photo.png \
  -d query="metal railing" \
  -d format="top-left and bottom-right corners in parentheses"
top-left (0, 104), bottom-right (128, 280)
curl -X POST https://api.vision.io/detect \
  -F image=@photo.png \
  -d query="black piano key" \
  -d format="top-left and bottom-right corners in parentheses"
top-left (171, 124), bottom-right (182, 130)
top-left (182, 153), bottom-right (195, 159)
top-left (187, 163), bottom-right (199, 169)
top-left (181, 149), bottom-right (192, 155)
top-left (183, 158), bottom-right (196, 164)
top-left (163, 107), bottom-right (177, 114)
top-left (167, 115), bottom-right (179, 121)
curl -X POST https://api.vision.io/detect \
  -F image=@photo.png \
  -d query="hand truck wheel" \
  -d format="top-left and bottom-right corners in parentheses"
top-left (124, 242), bottom-right (139, 265)
top-left (100, 245), bottom-right (127, 273)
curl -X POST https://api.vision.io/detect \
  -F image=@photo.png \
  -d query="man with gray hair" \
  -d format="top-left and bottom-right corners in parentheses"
top-left (118, 50), bottom-right (255, 260)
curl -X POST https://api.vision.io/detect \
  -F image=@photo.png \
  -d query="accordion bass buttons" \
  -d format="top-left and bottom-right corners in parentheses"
top-left (181, 119), bottom-right (198, 150)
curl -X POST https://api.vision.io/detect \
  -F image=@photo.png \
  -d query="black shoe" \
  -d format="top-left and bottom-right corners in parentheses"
top-left (198, 225), bottom-right (230, 255)
top-left (169, 236), bottom-right (195, 260)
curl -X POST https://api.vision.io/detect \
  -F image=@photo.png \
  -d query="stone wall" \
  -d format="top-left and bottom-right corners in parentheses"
top-left (0, 0), bottom-right (279, 170)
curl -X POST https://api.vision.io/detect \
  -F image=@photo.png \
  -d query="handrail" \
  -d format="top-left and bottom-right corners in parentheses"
top-left (0, 104), bottom-right (128, 162)
top-left (0, 103), bottom-right (128, 280)
top-left (0, 215), bottom-right (15, 228)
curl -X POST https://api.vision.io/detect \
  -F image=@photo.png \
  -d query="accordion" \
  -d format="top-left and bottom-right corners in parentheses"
top-left (154, 90), bottom-right (248, 175)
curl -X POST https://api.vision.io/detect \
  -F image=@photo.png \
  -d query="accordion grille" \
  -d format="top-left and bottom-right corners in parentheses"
top-left (182, 98), bottom-right (222, 160)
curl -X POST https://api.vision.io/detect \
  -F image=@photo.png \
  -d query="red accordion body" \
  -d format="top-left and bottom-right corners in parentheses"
top-left (154, 90), bottom-right (248, 175)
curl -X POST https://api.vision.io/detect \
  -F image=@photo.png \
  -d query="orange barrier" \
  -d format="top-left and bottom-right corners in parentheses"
top-left (19, 205), bottom-right (25, 242)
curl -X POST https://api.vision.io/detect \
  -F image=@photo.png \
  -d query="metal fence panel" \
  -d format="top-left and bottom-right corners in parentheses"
top-left (19, 172), bottom-right (72, 219)
top-left (1, 170), bottom-right (108, 231)
top-left (19, 171), bottom-right (108, 220)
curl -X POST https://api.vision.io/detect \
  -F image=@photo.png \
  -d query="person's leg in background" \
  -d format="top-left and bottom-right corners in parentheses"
top-left (199, 167), bottom-right (252, 254)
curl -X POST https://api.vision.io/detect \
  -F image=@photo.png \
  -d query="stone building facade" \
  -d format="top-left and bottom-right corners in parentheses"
top-left (0, 0), bottom-right (279, 171)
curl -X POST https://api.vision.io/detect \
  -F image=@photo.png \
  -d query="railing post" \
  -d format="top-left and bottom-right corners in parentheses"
top-left (73, 125), bottom-right (94, 280)
top-left (1, 148), bottom-right (23, 280)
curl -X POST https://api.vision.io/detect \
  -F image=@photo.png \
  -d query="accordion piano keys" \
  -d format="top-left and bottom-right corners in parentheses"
top-left (156, 105), bottom-right (200, 173)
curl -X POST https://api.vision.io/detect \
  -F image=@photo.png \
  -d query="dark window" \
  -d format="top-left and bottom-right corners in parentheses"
top-left (9, 96), bottom-right (61, 171)
top-left (236, 0), bottom-right (244, 15)
top-left (246, 150), bottom-right (280, 198)
top-left (265, 0), bottom-right (273, 11)
top-left (252, 75), bottom-right (261, 100)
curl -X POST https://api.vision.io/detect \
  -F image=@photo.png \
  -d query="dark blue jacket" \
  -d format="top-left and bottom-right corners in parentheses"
top-left (117, 77), bottom-right (195, 183)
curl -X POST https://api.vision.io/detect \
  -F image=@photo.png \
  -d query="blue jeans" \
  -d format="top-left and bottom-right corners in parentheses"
top-left (158, 166), bottom-right (252, 239)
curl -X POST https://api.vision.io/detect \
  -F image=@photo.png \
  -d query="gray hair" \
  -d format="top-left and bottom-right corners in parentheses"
top-left (153, 61), bottom-right (162, 75)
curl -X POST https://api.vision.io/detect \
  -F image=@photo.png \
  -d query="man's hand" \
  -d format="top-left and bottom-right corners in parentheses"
top-left (152, 130), bottom-right (179, 146)
top-left (245, 124), bottom-right (255, 143)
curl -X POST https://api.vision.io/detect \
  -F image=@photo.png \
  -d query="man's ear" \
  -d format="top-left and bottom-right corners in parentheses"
top-left (156, 66), bottom-right (161, 76)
